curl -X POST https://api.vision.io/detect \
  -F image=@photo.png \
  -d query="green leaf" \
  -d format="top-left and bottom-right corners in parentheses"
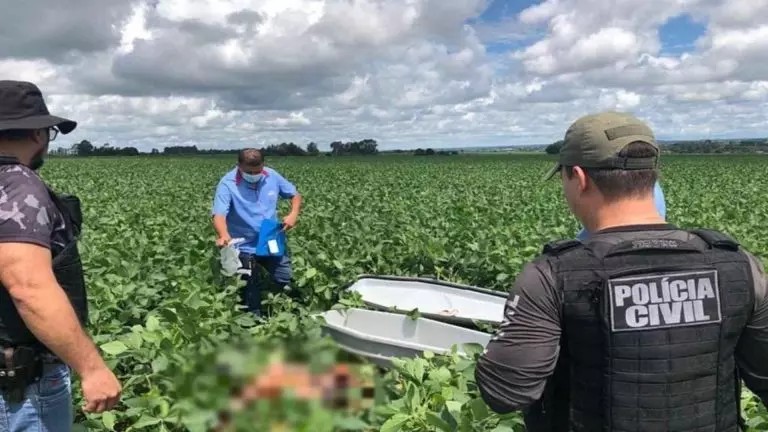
top-left (151, 355), bottom-right (169, 373)
top-left (425, 412), bottom-right (453, 432)
top-left (102, 412), bottom-right (116, 431)
top-left (390, 358), bottom-right (408, 372)
top-left (455, 358), bottom-right (475, 372)
top-left (446, 401), bottom-right (463, 422)
top-left (100, 341), bottom-right (128, 356)
top-left (405, 382), bottom-right (422, 410)
top-left (146, 315), bottom-right (161, 332)
top-left (429, 366), bottom-right (452, 384)
top-left (132, 415), bottom-right (162, 429)
top-left (441, 385), bottom-right (455, 400)
top-left (408, 358), bottom-right (426, 382)
top-left (122, 397), bottom-right (149, 408)
top-left (468, 398), bottom-right (490, 421)
top-left (746, 416), bottom-right (767, 428)
top-left (380, 413), bottom-right (409, 432)
top-left (461, 342), bottom-right (485, 357)
top-left (406, 308), bottom-right (421, 320)
top-left (373, 404), bottom-right (400, 417)
top-left (459, 412), bottom-right (473, 432)
top-left (439, 405), bottom-right (459, 430)
top-left (333, 417), bottom-right (370, 430)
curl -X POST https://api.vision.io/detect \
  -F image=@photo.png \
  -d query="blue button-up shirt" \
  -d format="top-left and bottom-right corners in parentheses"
top-left (576, 180), bottom-right (667, 241)
top-left (212, 166), bottom-right (297, 254)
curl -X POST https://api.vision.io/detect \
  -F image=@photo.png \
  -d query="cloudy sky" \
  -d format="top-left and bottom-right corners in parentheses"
top-left (2, 0), bottom-right (767, 152)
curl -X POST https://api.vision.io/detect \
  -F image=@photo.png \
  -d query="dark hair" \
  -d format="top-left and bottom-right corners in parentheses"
top-left (238, 148), bottom-right (263, 167)
top-left (0, 129), bottom-right (34, 142)
top-left (564, 141), bottom-right (658, 201)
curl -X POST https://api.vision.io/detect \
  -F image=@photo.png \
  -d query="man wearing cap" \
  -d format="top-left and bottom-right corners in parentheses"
top-left (0, 80), bottom-right (121, 429)
top-left (211, 148), bottom-right (302, 317)
top-left (475, 111), bottom-right (768, 431)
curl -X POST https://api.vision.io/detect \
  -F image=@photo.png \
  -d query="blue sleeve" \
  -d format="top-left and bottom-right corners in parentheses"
top-left (275, 172), bottom-right (297, 198)
top-left (654, 181), bottom-right (666, 218)
top-left (211, 181), bottom-right (231, 216)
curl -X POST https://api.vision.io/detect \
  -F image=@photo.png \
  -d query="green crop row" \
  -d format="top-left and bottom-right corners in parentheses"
top-left (35, 153), bottom-right (767, 431)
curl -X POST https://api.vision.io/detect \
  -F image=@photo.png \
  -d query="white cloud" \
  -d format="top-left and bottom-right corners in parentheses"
top-left (265, 112), bottom-right (312, 127)
top-left (598, 90), bottom-right (642, 110)
top-left (0, 0), bottom-right (765, 153)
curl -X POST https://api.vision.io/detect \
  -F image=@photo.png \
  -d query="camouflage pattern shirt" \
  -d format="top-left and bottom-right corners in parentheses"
top-left (0, 164), bottom-right (69, 251)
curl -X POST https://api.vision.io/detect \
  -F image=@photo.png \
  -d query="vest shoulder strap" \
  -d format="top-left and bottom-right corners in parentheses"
top-left (47, 188), bottom-right (82, 240)
top-left (690, 228), bottom-right (740, 251)
top-left (542, 239), bottom-right (583, 256)
top-left (0, 156), bottom-right (20, 166)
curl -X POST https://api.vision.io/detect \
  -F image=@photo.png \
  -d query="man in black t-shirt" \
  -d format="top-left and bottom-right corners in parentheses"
top-left (475, 111), bottom-right (768, 432)
top-left (0, 80), bottom-right (121, 430)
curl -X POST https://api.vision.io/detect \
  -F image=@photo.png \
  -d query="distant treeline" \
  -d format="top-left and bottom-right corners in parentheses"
top-left (413, 148), bottom-right (459, 156)
top-left (545, 138), bottom-right (768, 155)
top-left (62, 139), bottom-right (370, 157)
top-left (660, 139), bottom-right (768, 154)
top-left (52, 138), bottom-right (461, 158)
top-left (52, 137), bottom-right (768, 158)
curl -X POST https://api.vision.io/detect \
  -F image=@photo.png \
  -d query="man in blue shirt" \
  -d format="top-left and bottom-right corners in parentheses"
top-left (211, 149), bottom-right (302, 316)
top-left (576, 180), bottom-right (666, 240)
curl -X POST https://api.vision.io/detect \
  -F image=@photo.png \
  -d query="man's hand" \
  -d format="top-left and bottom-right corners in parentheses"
top-left (216, 235), bottom-right (232, 247)
top-left (81, 365), bottom-right (122, 413)
top-left (283, 213), bottom-right (298, 231)
top-left (282, 194), bottom-right (302, 232)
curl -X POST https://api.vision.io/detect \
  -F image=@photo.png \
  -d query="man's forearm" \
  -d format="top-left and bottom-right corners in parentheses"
top-left (289, 194), bottom-right (302, 216)
top-left (212, 215), bottom-right (230, 238)
top-left (11, 282), bottom-right (105, 376)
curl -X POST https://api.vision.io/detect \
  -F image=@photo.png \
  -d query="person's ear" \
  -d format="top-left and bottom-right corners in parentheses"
top-left (571, 166), bottom-right (590, 194)
top-left (30, 128), bottom-right (47, 145)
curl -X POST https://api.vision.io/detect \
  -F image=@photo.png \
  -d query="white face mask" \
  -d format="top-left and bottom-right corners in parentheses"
top-left (241, 172), bottom-right (263, 183)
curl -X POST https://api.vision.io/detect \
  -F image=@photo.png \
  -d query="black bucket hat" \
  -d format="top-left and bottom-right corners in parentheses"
top-left (0, 80), bottom-right (76, 134)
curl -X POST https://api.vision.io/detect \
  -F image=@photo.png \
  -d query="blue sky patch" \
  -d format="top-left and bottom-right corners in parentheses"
top-left (478, 0), bottom-right (540, 23)
top-left (470, 0), bottom-right (546, 54)
top-left (658, 13), bottom-right (707, 55)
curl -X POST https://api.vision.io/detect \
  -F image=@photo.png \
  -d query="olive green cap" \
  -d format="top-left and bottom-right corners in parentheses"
top-left (543, 111), bottom-right (659, 181)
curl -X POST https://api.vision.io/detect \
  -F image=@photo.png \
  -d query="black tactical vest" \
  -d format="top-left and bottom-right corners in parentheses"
top-left (0, 156), bottom-right (88, 354)
top-left (529, 228), bottom-right (754, 432)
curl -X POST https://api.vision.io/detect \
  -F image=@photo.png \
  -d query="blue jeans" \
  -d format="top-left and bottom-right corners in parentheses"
top-left (0, 363), bottom-right (73, 431)
top-left (238, 252), bottom-right (292, 316)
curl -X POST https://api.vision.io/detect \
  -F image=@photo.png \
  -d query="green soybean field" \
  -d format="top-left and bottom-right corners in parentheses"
top-left (39, 153), bottom-right (768, 432)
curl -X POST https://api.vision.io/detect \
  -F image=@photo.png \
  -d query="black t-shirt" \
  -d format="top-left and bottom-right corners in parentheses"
top-left (475, 224), bottom-right (768, 413)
